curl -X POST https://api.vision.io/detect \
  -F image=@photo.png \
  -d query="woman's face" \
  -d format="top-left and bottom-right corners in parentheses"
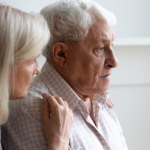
top-left (9, 55), bottom-right (41, 100)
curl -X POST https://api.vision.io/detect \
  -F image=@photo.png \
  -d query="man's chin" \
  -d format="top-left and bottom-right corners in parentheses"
top-left (86, 87), bottom-right (109, 98)
top-left (94, 85), bottom-right (109, 94)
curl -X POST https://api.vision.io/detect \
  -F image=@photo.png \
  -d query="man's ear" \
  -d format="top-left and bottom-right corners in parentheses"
top-left (51, 42), bottom-right (68, 68)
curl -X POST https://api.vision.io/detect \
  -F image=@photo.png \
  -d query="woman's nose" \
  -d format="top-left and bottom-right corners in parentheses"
top-left (34, 60), bottom-right (41, 75)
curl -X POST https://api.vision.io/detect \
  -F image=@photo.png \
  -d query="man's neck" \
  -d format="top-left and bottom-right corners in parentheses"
top-left (47, 59), bottom-right (93, 114)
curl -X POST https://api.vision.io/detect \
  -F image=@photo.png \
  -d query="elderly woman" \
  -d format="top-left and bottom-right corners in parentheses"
top-left (0, 4), bottom-right (73, 150)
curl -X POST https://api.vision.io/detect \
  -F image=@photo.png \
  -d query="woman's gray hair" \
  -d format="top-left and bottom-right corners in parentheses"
top-left (40, 0), bottom-right (117, 59)
top-left (0, 4), bottom-right (50, 125)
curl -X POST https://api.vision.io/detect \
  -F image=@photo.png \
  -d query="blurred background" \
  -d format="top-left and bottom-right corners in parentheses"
top-left (1, 0), bottom-right (150, 149)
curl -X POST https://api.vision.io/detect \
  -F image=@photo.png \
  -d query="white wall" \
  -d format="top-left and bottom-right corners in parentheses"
top-left (1, 0), bottom-right (150, 37)
top-left (94, 0), bottom-right (150, 37)
top-left (1, 0), bottom-right (150, 150)
top-left (110, 45), bottom-right (150, 150)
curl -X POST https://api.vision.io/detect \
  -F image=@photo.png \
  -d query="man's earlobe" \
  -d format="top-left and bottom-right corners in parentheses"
top-left (52, 42), bottom-right (68, 68)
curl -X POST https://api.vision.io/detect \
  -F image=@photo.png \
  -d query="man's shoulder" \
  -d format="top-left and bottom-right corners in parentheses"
top-left (27, 75), bottom-right (49, 98)
top-left (9, 74), bottom-right (52, 117)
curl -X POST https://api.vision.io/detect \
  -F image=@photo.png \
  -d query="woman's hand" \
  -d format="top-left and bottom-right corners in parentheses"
top-left (106, 94), bottom-right (114, 108)
top-left (42, 93), bottom-right (74, 150)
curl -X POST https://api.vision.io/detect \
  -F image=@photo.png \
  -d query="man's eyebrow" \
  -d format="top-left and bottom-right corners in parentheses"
top-left (103, 39), bottom-right (109, 43)
top-left (102, 37), bottom-right (115, 43)
top-left (95, 37), bottom-right (115, 44)
top-left (95, 39), bottom-right (109, 43)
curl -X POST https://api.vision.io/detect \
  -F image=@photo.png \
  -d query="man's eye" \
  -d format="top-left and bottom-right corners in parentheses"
top-left (98, 47), bottom-right (104, 51)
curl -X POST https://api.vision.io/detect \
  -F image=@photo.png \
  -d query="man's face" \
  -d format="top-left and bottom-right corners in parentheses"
top-left (65, 18), bottom-right (118, 98)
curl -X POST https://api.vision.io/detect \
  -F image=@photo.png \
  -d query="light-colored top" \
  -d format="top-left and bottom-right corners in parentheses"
top-left (2, 61), bottom-right (128, 150)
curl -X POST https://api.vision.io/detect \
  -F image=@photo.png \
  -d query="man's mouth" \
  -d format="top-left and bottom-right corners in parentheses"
top-left (100, 74), bottom-right (111, 79)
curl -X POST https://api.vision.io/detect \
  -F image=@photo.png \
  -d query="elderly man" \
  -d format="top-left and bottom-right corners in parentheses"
top-left (2, 0), bottom-right (128, 150)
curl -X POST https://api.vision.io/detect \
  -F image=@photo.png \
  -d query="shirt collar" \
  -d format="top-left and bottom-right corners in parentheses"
top-left (92, 92), bottom-right (108, 108)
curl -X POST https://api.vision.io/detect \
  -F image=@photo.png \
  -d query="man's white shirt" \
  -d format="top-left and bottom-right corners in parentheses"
top-left (2, 61), bottom-right (128, 150)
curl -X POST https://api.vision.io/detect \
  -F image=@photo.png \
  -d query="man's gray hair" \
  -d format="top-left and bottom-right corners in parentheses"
top-left (40, 0), bottom-right (117, 59)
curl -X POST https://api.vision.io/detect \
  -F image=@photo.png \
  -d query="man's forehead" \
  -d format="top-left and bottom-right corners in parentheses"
top-left (89, 21), bottom-right (115, 41)
top-left (90, 30), bottom-right (115, 44)
top-left (101, 33), bottom-right (115, 42)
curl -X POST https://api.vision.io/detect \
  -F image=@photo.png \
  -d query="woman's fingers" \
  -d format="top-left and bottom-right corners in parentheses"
top-left (42, 93), bottom-right (73, 122)
top-left (64, 101), bottom-right (69, 108)
top-left (42, 93), bottom-right (59, 110)
top-left (54, 96), bottom-right (65, 106)
top-left (42, 93), bottom-right (66, 106)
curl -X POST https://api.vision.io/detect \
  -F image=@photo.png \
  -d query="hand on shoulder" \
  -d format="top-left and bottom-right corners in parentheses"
top-left (42, 93), bottom-right (74, 150)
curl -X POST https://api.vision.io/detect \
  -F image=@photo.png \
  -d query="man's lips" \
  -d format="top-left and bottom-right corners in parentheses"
top-left (100, 74), bottom-right (111, 78)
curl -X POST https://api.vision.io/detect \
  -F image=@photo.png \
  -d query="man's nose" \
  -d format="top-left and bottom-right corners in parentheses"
top-left (105, 49), bottom-right (119, 68)
top-left (111, 50), bottom-right (119, 68)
